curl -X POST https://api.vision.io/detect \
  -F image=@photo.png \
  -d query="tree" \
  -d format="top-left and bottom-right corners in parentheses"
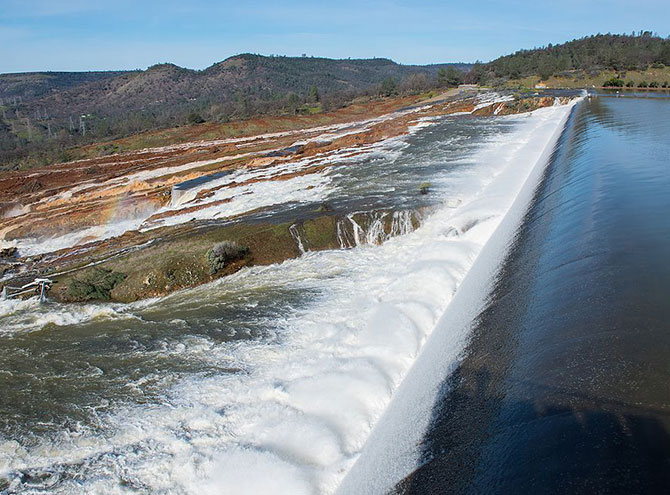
top-left (437, 66), bottom-right (463, 87)
top-left (379, 77), bottom-right (397, 97)
top-left (603, 77), bottom-right (625, 87)
top-left (538, 59), bottom-right (556, 81)
top-left (308, 85), bottom-right (320, 103)
top-left (285, 92), bottom-right (301, 114)
top-left (401, 73), bottom-right (429, 93)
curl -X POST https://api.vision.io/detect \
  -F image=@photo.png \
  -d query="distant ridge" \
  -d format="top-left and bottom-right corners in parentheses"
top-left (0, 71), bottom-right (134, 103)
top-left (0, 54), bottom-right (470, 117)
top-left (0, 54), bottom-right (471, 169)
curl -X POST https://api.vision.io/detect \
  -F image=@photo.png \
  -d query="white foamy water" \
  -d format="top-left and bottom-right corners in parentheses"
top-left (11, 217), bottom-right (151, 257)
top-left (0, 101), bottom-right (578, 494)
top-left (337, 98), bottom-right (579, 494)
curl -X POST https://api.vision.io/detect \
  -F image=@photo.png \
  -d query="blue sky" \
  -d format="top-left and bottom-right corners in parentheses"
top-left (1, 0), bottom-right (668, 72)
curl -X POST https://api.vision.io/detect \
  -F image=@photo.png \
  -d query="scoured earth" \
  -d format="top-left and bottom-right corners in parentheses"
top-left (0, 91), bottom-right (570, 302)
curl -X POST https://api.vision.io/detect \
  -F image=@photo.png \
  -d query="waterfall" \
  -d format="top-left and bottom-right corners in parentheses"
top-left (287, 209), bottom-right (423, 255)
top-left (289, 224), bottom-right (307, 254)
top-left (336, 209), bottom-right (422, 249)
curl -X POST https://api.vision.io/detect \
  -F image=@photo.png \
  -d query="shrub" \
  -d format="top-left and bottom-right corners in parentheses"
top-left (206, 241), bottom-right (249, 274)
top-left (638, 81), bottom-right (648, 88)
top-left (603, 77), bottom-right (625, 87)
top-left (67, 267), bottom-right (126, 301)
top-left (187, 112), bottom-right (204, 125)
top-left (649, 81), bottom-right (659, 88)
top-left (379, 77), bottom-right (397, 97)
top-left (626, 81), bottom-right (635, 87)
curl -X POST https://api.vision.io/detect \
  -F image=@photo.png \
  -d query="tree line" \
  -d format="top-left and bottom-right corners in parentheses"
top-left (467, 32), bottom-right (670, 84)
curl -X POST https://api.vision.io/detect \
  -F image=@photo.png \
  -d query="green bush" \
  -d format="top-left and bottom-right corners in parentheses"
top-left (603, 77), bottom-right (625, 87)
top-left (649, 81), bottom-right (659, 88)
top-left (638, 81), bottom-right (648, 88)
top-left (437, 67), bottom-right (463, 87)
top-left (379, 77), bottom-right (397, 97)
top-left (626, 81), bottom-right (635, 87)
top-left (67, 268), bottom-right (126, 301)
top-left (206, 241), bottom-right (249, 275)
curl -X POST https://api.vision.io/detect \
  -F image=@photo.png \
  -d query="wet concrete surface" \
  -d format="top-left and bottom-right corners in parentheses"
top-left (396, 95), bottom-right (670, 493)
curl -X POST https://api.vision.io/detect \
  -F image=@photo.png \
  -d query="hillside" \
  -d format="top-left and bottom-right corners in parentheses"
top-left (19, 55), bottom-right (469, 121)
top-left (0, 71), bottom-right (134, 104)
top-left (0, 55), bottom-right (470, 170)
top-left (470, 32), bottom-right (670, 83)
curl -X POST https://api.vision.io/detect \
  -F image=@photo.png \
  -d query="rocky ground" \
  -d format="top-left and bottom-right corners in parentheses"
top-left (0, 90), bottom-right (571, 303)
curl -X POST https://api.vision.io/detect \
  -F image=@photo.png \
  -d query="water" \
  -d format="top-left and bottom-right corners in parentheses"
top-left (339, 93), bottom-right (670, 493)
top-left (0, 102), bottom-right (577, 494)
top-left (9, 110), bottom-right (511, 256)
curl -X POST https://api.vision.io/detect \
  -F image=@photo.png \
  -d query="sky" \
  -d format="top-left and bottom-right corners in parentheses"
top-left (1, 0), bottom-right (669, 73)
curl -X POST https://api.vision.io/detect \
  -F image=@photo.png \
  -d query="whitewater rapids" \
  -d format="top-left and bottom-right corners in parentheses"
top-left (0, 100), bottom-right (578, 494)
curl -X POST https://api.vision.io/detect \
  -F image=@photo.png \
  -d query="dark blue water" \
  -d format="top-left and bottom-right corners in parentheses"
top-left (398, 94), bottom-right (670, 493)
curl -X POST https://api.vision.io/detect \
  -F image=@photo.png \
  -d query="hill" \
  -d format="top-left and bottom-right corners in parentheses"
top-left (0, 55), bottom-right (470, 170)
top-left (469, 32), bottom-right (670, 83)
top-left (0, 71), bottom-right (134, 104)
top-left (20, 55), bottom-right (469, 122)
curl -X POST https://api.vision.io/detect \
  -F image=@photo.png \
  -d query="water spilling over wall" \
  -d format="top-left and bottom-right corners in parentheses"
top-left (0, 100), bottom-right (581, 495)
top-left (289, 208), bottom-right (426, 254)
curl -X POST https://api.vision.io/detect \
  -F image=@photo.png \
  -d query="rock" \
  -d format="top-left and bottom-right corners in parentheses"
top-left (0, 247), bottom-right (17, 258)
top-left (419, 182), bottom-right (432, 195)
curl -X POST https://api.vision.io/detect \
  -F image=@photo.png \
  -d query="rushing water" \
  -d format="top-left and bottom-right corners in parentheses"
top-left (0, 101), bottom-right (576, 494)
top-left (339, 92), bottom-right (670, 493)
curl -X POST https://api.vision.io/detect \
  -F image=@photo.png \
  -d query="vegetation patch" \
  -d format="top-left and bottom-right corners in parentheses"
top-left (206, 241), bottom-right (249, 274)
top-left (67, 267), bottom-right (126, 301)
top-left (472, 33), bottom-right (670, 85)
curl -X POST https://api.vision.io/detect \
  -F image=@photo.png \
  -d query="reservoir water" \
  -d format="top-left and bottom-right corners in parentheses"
top-left (339, 92), bottom-right (670, 493)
